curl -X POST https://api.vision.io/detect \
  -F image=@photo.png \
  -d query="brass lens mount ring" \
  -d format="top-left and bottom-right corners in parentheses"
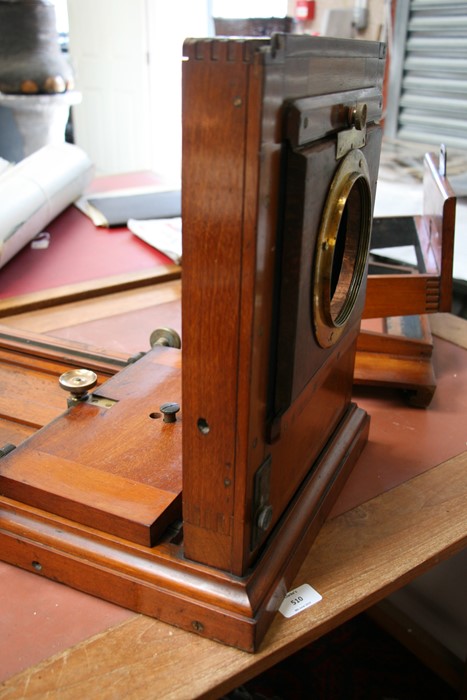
top-left (313, 148), bottom-right (372, 349)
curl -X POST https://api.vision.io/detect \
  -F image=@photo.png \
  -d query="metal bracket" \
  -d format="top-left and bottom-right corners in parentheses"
top-left (251, 455), bottom-right (273, 551)
top-left (336, 124), bottom-right (367, 160)
top-left (88, 395), bottom-right (118, 409)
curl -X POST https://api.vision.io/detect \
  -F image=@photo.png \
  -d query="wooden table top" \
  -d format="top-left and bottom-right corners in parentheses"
top-left (2, 452), bottom-right (465, 700)
top-left (0, 287), bottom-right (466, 698)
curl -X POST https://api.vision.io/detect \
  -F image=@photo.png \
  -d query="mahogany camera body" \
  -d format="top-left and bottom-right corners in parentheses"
top-left (0, 35), bottom-right (385, 651)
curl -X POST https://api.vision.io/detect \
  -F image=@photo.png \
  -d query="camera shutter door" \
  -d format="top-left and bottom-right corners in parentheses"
top-left (386, 0), bottom-right (467, 150)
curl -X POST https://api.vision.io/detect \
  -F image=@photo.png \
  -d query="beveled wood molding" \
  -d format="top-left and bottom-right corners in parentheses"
top-left (0, 265), bottom-right (181, 318)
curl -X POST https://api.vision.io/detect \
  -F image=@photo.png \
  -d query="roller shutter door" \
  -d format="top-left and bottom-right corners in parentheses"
top-left (386, 0), bottom-right (467, 150)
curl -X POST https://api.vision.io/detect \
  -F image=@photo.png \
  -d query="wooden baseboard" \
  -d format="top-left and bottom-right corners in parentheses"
top-left (0, 403), bottom-right (368, 652)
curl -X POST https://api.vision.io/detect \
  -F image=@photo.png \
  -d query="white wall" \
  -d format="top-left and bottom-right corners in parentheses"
top-left (67, 0), bottom-right (211, 177)
top-left (146, 0), bottom-right (211, 181)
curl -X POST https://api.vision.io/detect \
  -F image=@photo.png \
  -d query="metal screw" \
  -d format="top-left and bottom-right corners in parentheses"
top-left (0, 443), bottom-right (15, 459)
top-left (192, 620), bottom-right (204, 632)
top-left (257, 504), bottom-right (273, 532)
top-left (160, 402), bottom-right (180, 423)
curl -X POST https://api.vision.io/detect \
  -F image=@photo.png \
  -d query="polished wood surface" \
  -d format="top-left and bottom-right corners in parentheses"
top-left (181, 35), bottom-right (385, 578)
top-left (0, 326), bottom-right (125, 447)
top-left (0, 35), bottom-right (386, 653)
top-left (0, 298), bottom-right (466, 693)
top-left (0, 36), bottom-right (463, 691)
top-left (0, 265), bottom-right (181, 318)
top-left (0, 347), bottom-right (183, 546)
top-left (363, 152), bottom-right (456, 320)
top-left (355, 315), bottom-right (436, 406)
top-left (1, 449), bottom-right (465, 699)
top-left (357, 151), bottom-right (457, 404)
top-left (0, 279), bottom-right (182, 338)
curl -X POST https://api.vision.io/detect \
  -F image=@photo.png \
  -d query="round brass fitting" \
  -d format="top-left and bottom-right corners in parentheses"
top-left (59, 368), bottom-right (97, 397)
top-left (150, 327), bottom-right (181, 349)
top-left (313, 148), bottom-right (372, 348)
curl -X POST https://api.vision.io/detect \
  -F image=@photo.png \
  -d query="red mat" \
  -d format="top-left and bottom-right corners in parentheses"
top-left (0, 172), bottom-right (173, 299)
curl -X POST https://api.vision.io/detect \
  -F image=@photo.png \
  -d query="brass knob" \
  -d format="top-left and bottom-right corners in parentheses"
top-left (59, 369), bottom-right (97, 401)
top-left (349, 102), bottom-right (367, 131)
top-left (150, 327), bottom-right (181, 349)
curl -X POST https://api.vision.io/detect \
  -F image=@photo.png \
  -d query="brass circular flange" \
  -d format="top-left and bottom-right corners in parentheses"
top-left (59, 369), bottom-right (98, 397)
top-left (313, 148), bottom-right (372, 348)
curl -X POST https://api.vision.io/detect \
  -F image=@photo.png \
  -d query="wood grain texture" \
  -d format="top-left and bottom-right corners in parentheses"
top-left (0, 333), bottom-right (123, 434)
top-left (363, 152), bottom-right (456, 321)
top-left (0, 264), bottom-right (180, 318)
top-left (353, 350), bottom-right (436, 407)
top-left (1, 451), bottom-right (465, 700)
top-left (355, 314), bottom-right (436, 405)
top-left (0, 324), bottom-right (129, 370)
top-left (0, 402), bottom-right (368, 653)
top-left (358, 314), bottom-right (433, 357)
top-left (0, 347), bottom-right (183, 545)
top-left (181, 35), bottom-right (386, 576)
top-left (0, 280), bottom-right (182, 335)
top-left (181, 39), bottom-right (258, 572)
top-left (420, 152), bottom-right (456, 310)
top-left (430, 312), bottom-right (467, 350)
top-left (363, 274), bottom-right (440, 318)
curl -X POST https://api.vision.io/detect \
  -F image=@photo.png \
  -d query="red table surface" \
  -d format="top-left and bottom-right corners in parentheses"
top-left (0, 172), bottom-right (174, 299)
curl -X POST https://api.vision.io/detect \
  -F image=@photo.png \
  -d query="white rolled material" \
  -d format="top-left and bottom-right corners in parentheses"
top-left (0, 142), bottom-right (93, 269)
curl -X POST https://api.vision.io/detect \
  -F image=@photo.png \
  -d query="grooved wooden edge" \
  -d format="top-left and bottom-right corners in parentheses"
top-left (0, 265), bottom-right (181, 318)
top-left (2, 451), bottom-right (466, 699)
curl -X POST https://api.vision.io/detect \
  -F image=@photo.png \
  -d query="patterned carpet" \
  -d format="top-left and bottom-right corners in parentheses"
top-left (223, 614), bottom-right (457, 700)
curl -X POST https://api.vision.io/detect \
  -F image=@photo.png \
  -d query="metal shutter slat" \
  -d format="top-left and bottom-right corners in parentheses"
top-left (386, 0), bottom-right (467, 150)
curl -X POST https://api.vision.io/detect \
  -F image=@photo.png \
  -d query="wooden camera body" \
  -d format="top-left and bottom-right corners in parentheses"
top-left (0, 35), bottom-right (385, 651)
top-left (181, 34), bottom-right (384, 575)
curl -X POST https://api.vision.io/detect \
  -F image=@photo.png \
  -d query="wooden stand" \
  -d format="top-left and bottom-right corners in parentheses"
top-left (356, 315), bottom-right (436, 407)
top-left (0, 35), bottom-right (386, 651)
top-left (355, 151), bottom-right (456, 406)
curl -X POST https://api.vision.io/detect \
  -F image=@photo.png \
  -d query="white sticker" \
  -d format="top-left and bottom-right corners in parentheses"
top-left (30, 232), bottom-right (51, 250)
top-left (278, 583), bottom-right (322, 618)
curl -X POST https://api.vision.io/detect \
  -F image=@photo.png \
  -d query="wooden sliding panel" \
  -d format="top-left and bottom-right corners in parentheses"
top-left (0, 348), bottom-right (183, 546)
